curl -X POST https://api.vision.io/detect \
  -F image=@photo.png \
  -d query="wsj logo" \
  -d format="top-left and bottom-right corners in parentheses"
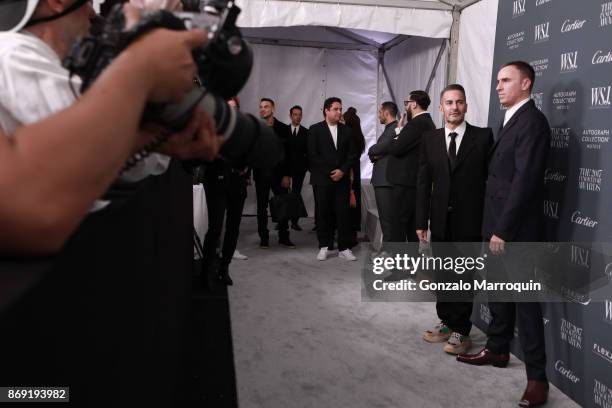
top-left (594, 379), bottom-right (612, 408)
top-left (554, 360), bottom-right (580, 383)
top-left (571, 210), bottom-right (598, 228)
top-left (543, 200), bottom-right (559, 219)
top-left (571, 244), bottom-right (590, 269)
top-left (561, 51), bottom-right (578, 73)
top-left (602, 2), bottom-right (612, 28)
top-left (535, 22), bottom-right (550, 43)
top-left (605, 300), bottom-right (612, 324)
top-left (592, 86), bottom-right (612, 108)
top-left (560, 318), bottom-right (583, 349)
top-left (594, 343), bottom-right (612, 364)
top-left (513, 0), bottom-right (525, 17)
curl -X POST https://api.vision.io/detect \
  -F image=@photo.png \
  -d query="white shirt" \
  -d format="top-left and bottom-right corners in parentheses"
top-left (445, 121), bottom-right (466, 154)
top-left (395, 111), bottom-right (429, 135)
top-left (291, 125), bottom-right (299, 136)
top-left (328, 124), bottom-right (338, 148)
top-left (0, 32), bottom-right (171, 210)
top-left (503, 98), bottom-right (530, 126)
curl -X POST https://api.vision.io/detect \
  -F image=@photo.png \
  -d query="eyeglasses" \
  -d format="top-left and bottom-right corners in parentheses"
top-left (404, 100), bottom-right (415, 106)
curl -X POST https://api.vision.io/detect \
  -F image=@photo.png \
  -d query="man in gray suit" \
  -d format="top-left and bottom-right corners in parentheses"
top-left (367, 101), bottom-right (398, 249)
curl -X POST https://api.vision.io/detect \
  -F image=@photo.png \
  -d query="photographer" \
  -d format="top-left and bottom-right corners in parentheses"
top-left (0, 27), bottom-right (216, 253)
top-left (0, 1), bottom-right (226, 405)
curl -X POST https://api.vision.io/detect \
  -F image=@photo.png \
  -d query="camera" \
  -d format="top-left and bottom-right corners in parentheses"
top-left (64, 1), bottom-right (279, 167)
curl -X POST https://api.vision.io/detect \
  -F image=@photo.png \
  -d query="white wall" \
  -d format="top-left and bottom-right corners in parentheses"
top-left (238, 43), bottom-right (380, 179)
top-left (456, 0), bottom-right (499, 127)
top-left (382, 36), bottom-right (448, 129)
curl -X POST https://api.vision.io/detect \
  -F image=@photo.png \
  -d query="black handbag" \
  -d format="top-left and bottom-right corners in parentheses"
top-left (269, 190), bottom-right (308, 223)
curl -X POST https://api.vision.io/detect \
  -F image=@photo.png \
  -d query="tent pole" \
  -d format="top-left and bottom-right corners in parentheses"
top-left (446, 7), bottom-right (461, 85)
top-left (425, 40), bottom-right (447, 93)
top-left (379, 50), bottom-right (398, 107)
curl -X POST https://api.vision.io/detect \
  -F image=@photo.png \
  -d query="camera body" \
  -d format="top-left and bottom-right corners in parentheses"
top-left (64, 1), bottom-right (253, 131)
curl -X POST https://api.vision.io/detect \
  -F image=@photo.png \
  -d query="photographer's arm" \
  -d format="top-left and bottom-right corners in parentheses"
top-left (0, 29), bottom-right (206, 254)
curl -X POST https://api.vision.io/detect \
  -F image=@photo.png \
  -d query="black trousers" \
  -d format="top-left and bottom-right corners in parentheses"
top-left (390, 185), bottom-right (418, 242)
top-left (202, 173), bottom-right (247, 268)
top-left (485, 247), bottom-right (547, 381)
top-left (431, 227), bottom-right (479, 336)
top-left (314, 181), bottom-right (351, 251)
top-left (374, 186), bottom-right (393, 244)
top-left (254, 169), bottom-right (289, 240)
top-left (291, 170), bottom-right (307, 225)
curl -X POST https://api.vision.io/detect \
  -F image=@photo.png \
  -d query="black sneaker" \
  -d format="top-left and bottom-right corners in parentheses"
top-left (279, 238), bottom-right (296, 248)
top-left (291, 223), bottom-right (303, 231)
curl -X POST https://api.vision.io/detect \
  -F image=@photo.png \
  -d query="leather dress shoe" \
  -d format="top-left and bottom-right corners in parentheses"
top-left (518, 380), bottom-right (549, 407)
top-left (456, 348), bottom-right (509, 367)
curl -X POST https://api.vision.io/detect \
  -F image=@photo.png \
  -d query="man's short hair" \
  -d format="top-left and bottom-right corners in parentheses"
top-left (440, 84), bottom-right (466, 101)
top-left (290, 105), bottom-right (302, 115)
top-left (408, 91), bottom-right (431, 110)
top-left (380, 101), bottom-right (398, 118)
top-left (501, 61), bottom-right (535, 91)
top-left (260, 98), bottom-right (275, 106)
top-left (323, 97), bottom-right (342, 112)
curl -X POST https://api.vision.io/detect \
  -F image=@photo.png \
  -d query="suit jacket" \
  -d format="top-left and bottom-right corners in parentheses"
top-left (416, 123), bottom-right (494, 241)
top-left (287, 124), bottom-right (309, 176)
top-left (307, 121), bottom-right (357, 186)
top-left (386, 113), bottom-right (436, 186)
top-left (270, 117), bottom-right (291, 180)
top-left (482, 100), bottom-right (550, 242)
top-left (368, 120), bottom-right (397, 187)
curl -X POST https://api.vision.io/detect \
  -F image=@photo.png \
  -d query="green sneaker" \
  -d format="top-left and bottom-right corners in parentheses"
top-left (423, 321), bottom-right (452, 343)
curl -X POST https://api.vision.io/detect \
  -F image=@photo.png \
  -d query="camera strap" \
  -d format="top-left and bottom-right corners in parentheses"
top-left (25, 0), bottom-right (90, 28)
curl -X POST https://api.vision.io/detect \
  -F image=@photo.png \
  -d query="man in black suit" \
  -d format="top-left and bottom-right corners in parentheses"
top-left (308, 97), bottom-right (358, 261)
top-left (287, 105), bottom-right (309, 231)
top-left (457, 61), bottom-right (550, 407)
top-left (254, 98), bottom-right (295, 248)
top-left (368, 101), bottom-right (398, 248)
top-left (416, 84), bottom-right (493, 355)
top-left (387, 91), bottom-right (436, 244)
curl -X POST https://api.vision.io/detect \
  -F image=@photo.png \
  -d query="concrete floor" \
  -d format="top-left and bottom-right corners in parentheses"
top-left (228, 217), bottom-right (580, 408)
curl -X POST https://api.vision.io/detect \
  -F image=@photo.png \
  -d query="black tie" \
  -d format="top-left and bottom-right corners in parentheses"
top-left (448, 132), bottom-right (457, 169)
top-left (292, 128), bottom-right (297, 137)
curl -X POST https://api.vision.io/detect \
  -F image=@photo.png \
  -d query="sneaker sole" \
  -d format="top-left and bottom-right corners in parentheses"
top-left (423, 333), bottom-right (452, 343)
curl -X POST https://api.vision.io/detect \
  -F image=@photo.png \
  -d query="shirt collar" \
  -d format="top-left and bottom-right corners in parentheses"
top-left (412, 111), bottom-right (429, 119)
top-left (385, 120), bottom-right (398, 130)
top-left (445, 121), bottom-right (467, 138)
top-left (504, 98), bottom-right (531, 124)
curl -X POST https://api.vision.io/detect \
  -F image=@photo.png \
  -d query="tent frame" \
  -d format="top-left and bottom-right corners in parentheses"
top-left (242, 0), bottom-right (482, 108)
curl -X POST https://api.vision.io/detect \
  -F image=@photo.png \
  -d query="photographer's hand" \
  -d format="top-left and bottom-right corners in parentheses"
top-left (121, 28), bottom-right (207, 103)
top-left (156, 109), bottom-right (223, 161)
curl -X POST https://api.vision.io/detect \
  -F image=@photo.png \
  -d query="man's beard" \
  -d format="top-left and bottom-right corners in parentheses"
top-left (405, 109), bottom-right (413, 121)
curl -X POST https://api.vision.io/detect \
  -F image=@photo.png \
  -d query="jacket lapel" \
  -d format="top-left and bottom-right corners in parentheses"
top-left (490, 100), bottom-right (534, 154)
top-left (323, 123), bottom-right (337, 151)
top-left (435, 129), bottom-right (451, 174)
top-left (453, 123), bottom-right (476, 172)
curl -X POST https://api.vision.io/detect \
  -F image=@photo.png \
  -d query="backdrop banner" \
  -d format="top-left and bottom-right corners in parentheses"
top-left (473, 1), bottom-right (612, 406)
